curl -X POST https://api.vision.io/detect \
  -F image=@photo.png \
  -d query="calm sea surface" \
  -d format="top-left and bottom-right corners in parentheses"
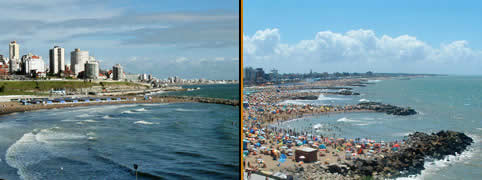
top-left (164, 84), bottom-right (239, 100)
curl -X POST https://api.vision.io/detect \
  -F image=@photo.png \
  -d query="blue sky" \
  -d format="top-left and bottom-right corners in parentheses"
top-left (0, 0), bottom-right (239, 80)
top-left (243, 0), bottom-right (482, 75)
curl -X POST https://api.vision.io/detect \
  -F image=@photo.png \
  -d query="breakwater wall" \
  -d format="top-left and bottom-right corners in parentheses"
top-left (358, 102), bottom-right (417, 116)
top-left (302, 131), bottom-right (473, 179)
top-left (158, 95), bottom-right (239, 106)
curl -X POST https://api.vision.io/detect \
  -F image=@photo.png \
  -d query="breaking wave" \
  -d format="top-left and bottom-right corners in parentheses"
top-left (336, 117), bottom-right (362, 123)
top-left (134, 121), bottom-right (158, 125)
top-left (5, 128), bottom-right (86, 180)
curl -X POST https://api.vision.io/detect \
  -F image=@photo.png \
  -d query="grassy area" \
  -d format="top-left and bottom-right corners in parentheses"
top-left (0, 81), bottom-right (97, 91)
top-left (0, 90), bottom-right (49, 96)
top-left (0, 80), bottom-right (148, 95)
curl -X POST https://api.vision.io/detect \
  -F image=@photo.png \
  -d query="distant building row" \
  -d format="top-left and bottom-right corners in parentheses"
top-left (0, 41), bottom-right (124, 80)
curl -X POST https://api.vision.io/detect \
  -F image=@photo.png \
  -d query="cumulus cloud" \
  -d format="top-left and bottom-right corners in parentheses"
top-left (244, 28), bottom-right (482, 74)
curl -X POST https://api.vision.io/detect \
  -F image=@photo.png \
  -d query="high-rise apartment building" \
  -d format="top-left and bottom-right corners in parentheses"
top-left (49, 46), bottom-right (65, 75)
top-left (70, 48), bottom-right (89, 76)
top-left (113, 64), bottom-right (123, 80)
top-left (9, 41), bottom-right (20, 73)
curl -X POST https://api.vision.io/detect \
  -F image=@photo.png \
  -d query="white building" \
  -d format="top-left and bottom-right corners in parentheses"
top-left (22, 54), bottom-right (46, 77)
top-left (84, 56), bottom-right (99, 79)
top-left (70, 48), bottom-right (89, 77)
top-left (9, 41), bottom-right (20, 73)
top-left (49, 46), bottom-right (65, 75)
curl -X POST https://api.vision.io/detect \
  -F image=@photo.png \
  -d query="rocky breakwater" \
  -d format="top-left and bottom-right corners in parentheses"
top-left (288, 95), bottom-right (319, 100)
top-left (158, 95), bottom-right (239, 106)
top-left (325, 90), bottom-right (360, 95)
top-left (358, 102), bottom-right (416, 116)
top-left (299, 131), bottom-right (473, 179)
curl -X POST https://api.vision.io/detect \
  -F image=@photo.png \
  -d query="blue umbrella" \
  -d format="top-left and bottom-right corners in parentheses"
top-left (319, 144), bottom-right (326, 149)
top-left (278, 154), bottom-right (287, 163)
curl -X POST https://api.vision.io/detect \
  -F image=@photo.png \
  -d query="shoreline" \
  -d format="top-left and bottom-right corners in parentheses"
top-left (0, 95), bottom-right (239, 117)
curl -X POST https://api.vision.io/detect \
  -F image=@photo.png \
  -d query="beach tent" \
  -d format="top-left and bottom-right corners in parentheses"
top-left (295, 147), bottom-right (317, 162)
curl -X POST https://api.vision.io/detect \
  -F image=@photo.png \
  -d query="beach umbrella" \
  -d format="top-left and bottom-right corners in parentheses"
top-left (279, 154), bottom-right (287, 163)
top-left (319, 144), bottom-right (326, 149)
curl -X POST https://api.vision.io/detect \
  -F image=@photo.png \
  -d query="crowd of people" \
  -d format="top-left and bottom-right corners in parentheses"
top-left (242, 81), bottom-right (405, 177)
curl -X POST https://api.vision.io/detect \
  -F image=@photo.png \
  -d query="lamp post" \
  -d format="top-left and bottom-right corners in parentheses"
top-left (133, 164), bottom-right (138, 180)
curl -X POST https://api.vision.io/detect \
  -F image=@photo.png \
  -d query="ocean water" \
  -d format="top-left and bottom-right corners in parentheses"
top-left (279, 76), bottom-right (482, 179)
top-left (0, 102), bottom-right (239, 179)
top-left (164, 84), bottom-right (239, 100)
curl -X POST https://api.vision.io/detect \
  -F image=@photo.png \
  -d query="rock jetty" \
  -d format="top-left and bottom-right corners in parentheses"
top-left (325, 90), bottom-right (360, 95)
top-left (288, 95), bottom-right (319, 100)
top-left (299, 131), bottom-right (473, 179)
top-left (358, 102), bottom-right (416, 116)
top-left (158, 95), bottom-right (239, 106)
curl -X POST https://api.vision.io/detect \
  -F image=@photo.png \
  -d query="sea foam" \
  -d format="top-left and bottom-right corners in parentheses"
top-left (134, 120), bottom-right (158, 125)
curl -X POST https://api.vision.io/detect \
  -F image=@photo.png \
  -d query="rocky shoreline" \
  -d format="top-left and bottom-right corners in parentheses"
top-left (299, 131), bottom-right (473, 179)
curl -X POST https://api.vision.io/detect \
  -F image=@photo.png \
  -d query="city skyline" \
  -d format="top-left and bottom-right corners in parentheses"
top-left (0, 0), bottom-right (239, 80)
top-left (243, 0), bottom-right (482, 75)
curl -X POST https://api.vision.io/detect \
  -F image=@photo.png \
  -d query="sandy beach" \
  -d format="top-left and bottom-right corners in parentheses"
top-left (243, 78), bottom-right (409, 179)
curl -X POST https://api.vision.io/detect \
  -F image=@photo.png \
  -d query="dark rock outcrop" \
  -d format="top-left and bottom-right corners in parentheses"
top-left (344, 131), bottom-right (473, 178)
top-left (326, 90), bottom-right (360, 96)
top-left (357, 102), bottom-right (417, 116)
top-left (289, 95), bottom-right (319, 100)
top-left (158, 95), bottom-right (239, 106)
top-left (349, 84), bottom-right (367, 87)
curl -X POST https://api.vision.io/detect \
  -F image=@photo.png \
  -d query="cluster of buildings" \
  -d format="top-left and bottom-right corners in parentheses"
top-left (0, 41), bottom-right (125, 80)
top-left (244, 67), bottom-right (379, 85)
top-left (0, 41), bottom-right (237, 86)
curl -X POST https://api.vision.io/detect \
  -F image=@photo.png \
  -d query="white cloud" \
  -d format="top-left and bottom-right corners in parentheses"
top-left (244, 28), bottom-right (482, 75)
top-left (175, 57), bottom-right (188, 63)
